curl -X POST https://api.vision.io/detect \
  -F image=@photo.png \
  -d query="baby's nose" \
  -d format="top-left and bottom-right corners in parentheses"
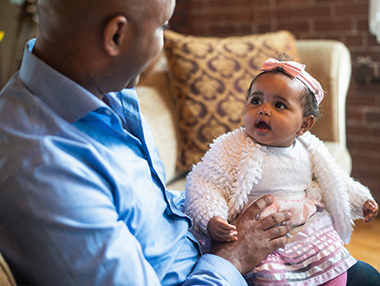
top-left (258, 104), bottom-right (271, 115)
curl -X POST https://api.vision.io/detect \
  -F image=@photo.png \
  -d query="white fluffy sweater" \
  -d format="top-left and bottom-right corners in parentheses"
top-left (184, 127), bottom-right (373, 244)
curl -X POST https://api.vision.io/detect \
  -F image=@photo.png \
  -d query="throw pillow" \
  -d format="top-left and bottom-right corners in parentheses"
top-left (164, 30), bottom-right (300, 170)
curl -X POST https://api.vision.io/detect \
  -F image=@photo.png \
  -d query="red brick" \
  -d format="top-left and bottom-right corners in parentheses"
top-left (346, 108), bottom-right (364, 121)
top-left (275, 0), bottom-right (311, 6)
top-left (254, 9), bottom-right (273, 22)
top-left (347, 83), bottom-right (380, 99)
top-left (176, 1), bottom-right (192, 7)
top-left (350, 178), bottom-right (380, 200)
top-left (363, 181), bottom-right (380, 201)
top-left (351, 168), bottom-right (380, 182)
top-left (316, 34), bottom-right (344, 42)
top-left (368, 34), bottom-right (380, 46)
top-left (365, 109), bottom-right (380, 123)
top-left (239, 25), bottom-right (254, 35)
top-left (190, 10), bottom-right (255, 25)
top-left (355, 141), bottom-right (380, 153)
top-left (190, 27), bottom-right (209, 36)
top-left (188, 13), bottom-right (217, 25)
top-left (208, 25), bottom-right (238, 36)
top-left (350, 154), bottom-right (378, 171)
top-left (315, 20), bottom-right (352, 32)
top-left (357, 19), bottom-right (369, 31)
top-left (370, 126), bottom-right (380, 136)
top-left (275, 6), bottom-right (331, 19)
top-left (277, 21), bottom-right (310, 33)
top-left (317, 0), bottom-right (353, 2)
top-left (345, 35), bottom-right (364, 47)
top-left (349, 148), bottom-right (380, 163)
top-left (258, 23), bottom-right (272, 34)
top-left (207, 0), bottom-right (252, 8)
top-left (223, 11), bottom-right (254, 23)
top-left (188, 0), bottom-right (208, 9)
top-left (367, 52), bottom-right (380, 62)
top-left (351, 79), bottom-right (380, 92)
top-left (346, 125), bottom-right (371, 136)
top-left (346, 95), bottom-right (376, 106)
top-left (248, 0), bottom-right (272, 7)
top-left (335, 3), bottom-right (369, 17)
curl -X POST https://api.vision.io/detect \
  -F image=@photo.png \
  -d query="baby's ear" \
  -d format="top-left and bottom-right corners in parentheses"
top-left (297, 115), bottom-right (315, 136)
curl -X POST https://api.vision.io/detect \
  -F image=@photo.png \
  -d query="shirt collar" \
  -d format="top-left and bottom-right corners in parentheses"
top-left (19, 39), bottom-right (105, 123)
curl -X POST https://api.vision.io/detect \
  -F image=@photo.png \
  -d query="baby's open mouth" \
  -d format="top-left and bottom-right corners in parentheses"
top-left (256, 121), bottom-right (270, 130)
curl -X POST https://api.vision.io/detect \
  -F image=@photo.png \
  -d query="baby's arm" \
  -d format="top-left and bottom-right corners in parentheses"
top-left (363, 199), bottom-right (379, 223)
top-left (208, 216), bottom-right (238, 242)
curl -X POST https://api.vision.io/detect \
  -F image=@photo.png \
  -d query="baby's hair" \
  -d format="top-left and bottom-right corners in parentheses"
top-left (247, 53), bottom-right (321, 121)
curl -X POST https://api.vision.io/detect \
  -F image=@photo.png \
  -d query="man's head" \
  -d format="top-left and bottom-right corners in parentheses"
top-left (34, 0), bottom-right (175, 97)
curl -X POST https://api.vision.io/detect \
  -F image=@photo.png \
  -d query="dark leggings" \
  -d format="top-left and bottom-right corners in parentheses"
top-left (347, 260), bottom-right (380, 286)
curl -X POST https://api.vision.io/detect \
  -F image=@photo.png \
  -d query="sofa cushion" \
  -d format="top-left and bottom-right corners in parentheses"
top-left (163, 30), bottom-right (300, 170)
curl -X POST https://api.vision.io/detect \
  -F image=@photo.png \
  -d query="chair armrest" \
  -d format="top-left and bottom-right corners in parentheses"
top-left (296, 40), bottom-right (351, 144)
top-left (296, 40), bottom-right (352, 173)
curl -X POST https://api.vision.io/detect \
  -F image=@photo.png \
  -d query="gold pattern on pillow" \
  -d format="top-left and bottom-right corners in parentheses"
top-left (164, 30), bottom-right (300, 170)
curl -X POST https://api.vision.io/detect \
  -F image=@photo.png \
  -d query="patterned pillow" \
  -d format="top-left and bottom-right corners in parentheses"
top-left (164, 30), bottom-right (300, 170)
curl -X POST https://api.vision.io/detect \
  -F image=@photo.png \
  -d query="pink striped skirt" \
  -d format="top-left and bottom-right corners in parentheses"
top-left (244, 211), bottom-right (357, 285)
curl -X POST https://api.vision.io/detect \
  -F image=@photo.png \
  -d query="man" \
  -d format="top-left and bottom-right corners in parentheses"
top-left (0, 0), bottom-right (290, 284)
top-left (0, 0), bottom-right (377, 285)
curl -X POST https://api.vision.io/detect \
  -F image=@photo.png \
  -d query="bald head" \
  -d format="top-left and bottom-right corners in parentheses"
top-left (37, 0), bottom-right (142, 42)
top-left (33, 0), bottom-right (175, 97)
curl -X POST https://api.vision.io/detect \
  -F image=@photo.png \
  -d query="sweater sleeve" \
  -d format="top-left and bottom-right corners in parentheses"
top-left (184, 128), bottom-right (261, 236)
top-left (300, 132), bottom-right (374, 243)
top-left (343, 174), bottom-right (374, 220)
top-left (184, 131), bottom-right (240, 235)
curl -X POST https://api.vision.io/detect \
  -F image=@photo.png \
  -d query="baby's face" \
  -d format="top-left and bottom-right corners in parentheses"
top-left (243, 72), bottom-right (306, 147)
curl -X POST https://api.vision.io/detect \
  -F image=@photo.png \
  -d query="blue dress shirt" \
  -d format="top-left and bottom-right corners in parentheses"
top-left (0, 40), bottom-right (247, 285)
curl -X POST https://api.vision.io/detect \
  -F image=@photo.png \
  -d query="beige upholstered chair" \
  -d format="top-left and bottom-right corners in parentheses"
top-left (296, 40), bottom-right (352, 174)
top-left (137, 37), bottom-right (353, 190)
top-left (0, 252), bottom-right (17, 286)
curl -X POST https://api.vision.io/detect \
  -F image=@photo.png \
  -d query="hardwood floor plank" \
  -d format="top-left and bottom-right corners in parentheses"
top-left (345, 218), bottom-right (380, 271)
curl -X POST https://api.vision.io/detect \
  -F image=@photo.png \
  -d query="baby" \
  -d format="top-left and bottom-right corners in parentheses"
top-left (185, 55), bottom-right (379, 285)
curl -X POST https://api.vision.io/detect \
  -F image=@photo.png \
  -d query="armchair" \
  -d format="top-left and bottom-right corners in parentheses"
top-left (136, 32), bottom-right (353, 190)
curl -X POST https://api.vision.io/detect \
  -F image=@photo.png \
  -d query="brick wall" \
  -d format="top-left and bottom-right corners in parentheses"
top-left (170, 0), bottom-right (380, 201)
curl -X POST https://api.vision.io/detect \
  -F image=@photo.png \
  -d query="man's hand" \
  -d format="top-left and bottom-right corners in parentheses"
top-left (210, 195), bottom-right (291, 275)
top-left (363, 199), bottom-right (379, 223)
top-left (208, 216), bottom-right (238, 242)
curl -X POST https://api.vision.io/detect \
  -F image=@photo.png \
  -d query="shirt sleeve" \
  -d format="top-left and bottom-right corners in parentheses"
top-left (184, 254), bottom-right (248, 285)
top-left (2, 160), bottom-right (247, 286)
top-left (0, 161), bottom-right (163, 286)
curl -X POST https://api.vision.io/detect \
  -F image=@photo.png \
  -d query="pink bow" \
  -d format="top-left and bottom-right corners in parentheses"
top-left (261, 58), bottom-right (324, 105)
top-left (262, 58), bottom-right (306, 78)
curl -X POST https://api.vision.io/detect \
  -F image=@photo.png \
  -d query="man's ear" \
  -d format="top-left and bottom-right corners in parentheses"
top-left (297, 115), bottom-right (315, 136)
top-left (103, 15), bottom-right (129, 56)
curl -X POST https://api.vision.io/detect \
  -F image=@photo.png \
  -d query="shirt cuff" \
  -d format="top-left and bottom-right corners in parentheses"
top-left (190, 254), bottom-right (247, 285)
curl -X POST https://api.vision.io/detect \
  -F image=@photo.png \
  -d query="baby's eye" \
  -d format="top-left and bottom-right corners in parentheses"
top-left (275, 102), bottom-right (286, 109)
top-left (250, 97), bottom-right (261, 105)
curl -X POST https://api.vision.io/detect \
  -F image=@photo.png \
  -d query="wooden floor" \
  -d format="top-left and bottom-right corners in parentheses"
top-left (345, 218), bottom-right (380, 271)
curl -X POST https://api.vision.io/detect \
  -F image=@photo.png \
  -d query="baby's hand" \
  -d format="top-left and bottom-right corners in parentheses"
top-left (363, 199), bottom-right (379, 223)
top-left (208, 216), bottom-right (238, 242)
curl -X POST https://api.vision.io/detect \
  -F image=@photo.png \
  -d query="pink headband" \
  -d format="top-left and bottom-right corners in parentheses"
top-left (261, 58), bottom-right (324, 105)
